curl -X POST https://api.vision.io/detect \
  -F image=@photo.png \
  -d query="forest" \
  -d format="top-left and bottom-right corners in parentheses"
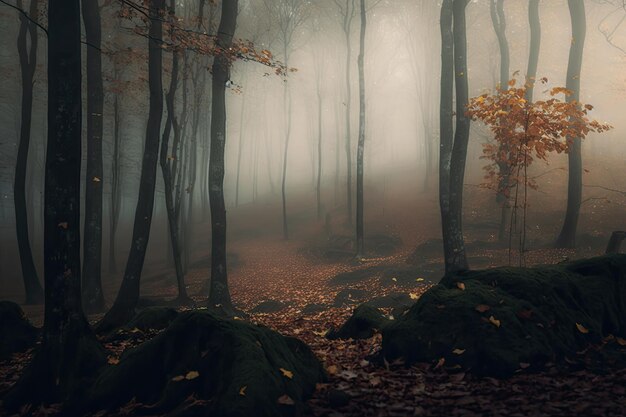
top-left (0, 0), bottom-right (625, 416)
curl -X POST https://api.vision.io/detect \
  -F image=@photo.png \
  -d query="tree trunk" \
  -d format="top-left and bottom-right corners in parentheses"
top-left (355, 0), bottom-right (367, 258)
top-left (316, 82), bottom-right (323, 220)
top-left (525, 0), bottom-right (541, 102)
top-left (343, 5), bottom-right (354, 226)
top-left (235, 77), bottom-right (247, 206)
top-left (160, 1), bottom-right (189, 304)
top-left (281, 49), bottom-right (292, 240)
top-left (81, 0), bottom-right (105, 313)
top-left (109, 92), bottom-right (122, 274)
top-left (208, 0), bottom-right (238, 312)
top-left (14, 0), bottom-right (44, 305)
top-left (97, 0), bottom-right (165, 333)
top-left (6, 0), bottom-right (105, 406)
top-left (555, 0), bottom-right (586, 248)
top-left (439, 0), bottom-right (470, 275)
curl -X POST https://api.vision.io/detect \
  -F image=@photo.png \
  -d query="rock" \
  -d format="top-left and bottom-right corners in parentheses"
top-left (382, 254), bottom-right (626, 377)
top-left (332, 289), bottom-right (370, 308)
top-left (327, 305), bottom-right (390, 340)
top-left (251, 300), bottom-right (288, 314)
top-left (301, 303), bottom-right (327, 315)
top-left (84, 310), bottom-right (325, 417)
top-left (0, 301), bottom-right (38, 360)
top-left (125, 307), bottom-right (179, 332)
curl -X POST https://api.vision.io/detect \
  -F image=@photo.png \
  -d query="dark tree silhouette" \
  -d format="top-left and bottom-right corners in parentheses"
top-left (208, 0), bottom-right (238, 312)
top-left (81, 0), bottom-right (106, 313)
top-left (5, 0), bottom-right (105, 406)
top-left (14, 0), bottom-right (44, 305)
top-left (555, 0), bottom-right (586, 248)
top-left (97, 0), bottom-right (165, 332)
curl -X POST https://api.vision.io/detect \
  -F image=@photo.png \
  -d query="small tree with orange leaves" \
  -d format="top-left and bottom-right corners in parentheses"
top-left (466, 78), bottom-right (612, 263)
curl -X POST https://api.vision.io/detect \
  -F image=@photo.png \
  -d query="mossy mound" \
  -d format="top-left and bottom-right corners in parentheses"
top-left (382, 255), bottom-right (626, 377)
top-left (333, 289), bottom-right (370, 307)
top-left (301, 303), bottom-right (328, 315)
top-left (0, 301), bottom-right (38, 360)
top-left (126, 307), bottom-right (179, 331)
top-left (365, 293), bottom-right (414, 310)
top-left (251, 300), bottom-right (288, 314)
top-left (327, 305), bottom-right (390, 340)
top-left (83, 310), bottom-right (325, 417)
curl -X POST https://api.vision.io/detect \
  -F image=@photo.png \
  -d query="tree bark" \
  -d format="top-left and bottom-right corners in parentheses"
top-left (5, 0), bottom-right (105, 406)
top-left (281, 48), bottom-right (292, 240)
top-left (109, 90), bottom-right (122, 274)
top-left (439, 0), bottom-right (470, 275)
top-left (342, 0), bottom-right (355, 226)
top-left (14, 0), bottom-right (44, 305)
top-left (555, 0), bottom-right (586, 248)
top-left (525, 0), bottom-right (541, 102)
top-left (97, 0), bottom-right (165, 333)
top-left (208, 0), bottom-right (238, 312)
top-left (355, 0), bottom-right (366, 258)
top-left (81, 0), bottom-right (105, 313)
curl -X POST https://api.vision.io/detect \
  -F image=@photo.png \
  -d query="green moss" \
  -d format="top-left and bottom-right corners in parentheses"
top-left (84, 310), bottom-right (325, 417)
top-left (382, 255), bottom-right (626, 376)
top-left (328, 305), bottom-right (390, 340)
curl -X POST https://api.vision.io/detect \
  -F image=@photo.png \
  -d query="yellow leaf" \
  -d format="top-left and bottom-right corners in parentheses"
top-left (326, 365), bottom-right (339, 375)
top-left (617, 337), bottom-right (626, 346)
top-left (313, 329), bottom-right (329, 337)
top-left (409, 293), bottom-right (419, 300)
top-left (489, 316), bottom-right (501, 328)
top-left (576, 323), bottom-right (589, 334)
top-left (457, 282), bottom-right (466, 291)
top-left (185, 371), bottom-right (200, 380)
top-left (416, 277), bottom-right (425, 282)
top-left (392, 277), bottom-right (397, 282)
top-left (279, 368), bottom-right (293, 379)
top-left (452, 348), bottom-right (466, 355)
top-left (171, 375), bottom-right (185, 382)
top-left (92, 177), bottom-right (101, 182)
top-left (277, 394), bottom-right (294, 405)
top-left (239, 386), bottom-right (247, 396)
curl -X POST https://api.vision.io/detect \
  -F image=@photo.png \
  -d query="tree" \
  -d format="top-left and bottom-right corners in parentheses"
top-left (81, 0), bottom-right (106, 313)
top-left (467, 81), bottom-right (611, 260)
top-left (525, 0), bottom-right (541, 102)
top-left (97, 0), bottom-right (166, 333)
top-left (439, 0), bottom-right (471, 274)
top-left (5, 0), bottom-right (105, 406)
top-left (355, 0), bottom-right (367, 258)
top-left (14, 0), bottom-right (44, 305)
top-left (555, 0), bottom-right (586, 248)
top-left (208, 0), bottom-right (238, 312)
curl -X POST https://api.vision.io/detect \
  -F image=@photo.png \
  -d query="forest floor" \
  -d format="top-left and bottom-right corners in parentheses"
top-left (2, 165), bottom-right (626, 416)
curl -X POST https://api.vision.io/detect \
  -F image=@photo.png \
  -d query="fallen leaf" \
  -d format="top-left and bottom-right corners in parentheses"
top-left (576, 323), bottom-right (589, 334)
top-left (239, 386), bottom-right (247, 396)
top-left (457, 282), bottom-right (466, 291)
top-left (452, 349), bottom-right (466, 355)
top-left (107, 357), bottom-right (120, 365)
top-left (369, 376), bottom-right (382, 387)
top-left (58, 222), bottom-right (68, 229)
top-left (489, 316), bottom-right (501, 328)
top-left (416, 278), bottom-right (425, 282)
top-left (617, 337), bottom-right (626, 346)
top-left (475, 304), bottom-right (490, 313)
top-left (172, 375), bottom-right (185, 382)
top-left (326, 365), bottom-right (339, 375)
top-left (185, 371), bottom-right (200, 380)
top-left (519, 362), bottom-right (530, 369)
top-left (277, 394), bottom-right (294, 405)
top-left (279, 368), bottom-right (293, 379)
top-left (409, 293), bottom-right (419, 300)
top-left (435, 357), bottom-right (445, 369)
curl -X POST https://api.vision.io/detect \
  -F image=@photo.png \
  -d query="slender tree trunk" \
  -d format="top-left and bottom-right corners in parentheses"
top-left (316, 83), bottom-right (323, 220)
top-left (490, 0), bottom-right (512, 243)
top-left (525, 0), bottom-right (541, 102)
top-left (6, 0), bottom-right (105, 406)
top-left (281, 49), bottom-right (292, 240)
top-left (355, 0), bottom-right (366, 258)
top-left (439, 0), bottom-right (470, 274)
top-left (235, 76), bottom-right (247, 206)
top-left (14, 0), bottom-right (44, 305)
top-left (109, 92), bottom-right (122, 274)
top-left (97, 0), bottom-right (164, 333)
top-left (160, 1), bottom-right (188, 303)
top-left (208, 0), bottom-right (238, 312)
top-left (343, 9), bottom-right (354, 226)
top-left (555, 0), bottom-right (586, 248)
top-left (81, 0), bottom-right (105, 313)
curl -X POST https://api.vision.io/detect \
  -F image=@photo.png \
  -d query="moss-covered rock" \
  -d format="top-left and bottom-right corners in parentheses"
top-left (251, 300), bottom-right (288, 314)
top-left (365, 293), bottom-right (413, 310)
top-left (126, 307), bottom-right (179, 331)
top-left (382, 255), bottom-right (626, 377)
top-left (83, 310), bottom-right (325, 417)
top-left (0, 301), bottom-right (38, 360)
top-left (333, 289), bottom-right (370, 307)
top-left (327, 305), bottom-right (390, 340)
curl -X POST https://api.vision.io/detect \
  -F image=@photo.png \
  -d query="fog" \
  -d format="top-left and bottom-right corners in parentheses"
top-left (0, 0), bottom-right (625, 301)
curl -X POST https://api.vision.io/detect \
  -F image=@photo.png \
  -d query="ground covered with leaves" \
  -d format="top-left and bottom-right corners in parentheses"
top-left (2, 179), bottom-right (626, 416)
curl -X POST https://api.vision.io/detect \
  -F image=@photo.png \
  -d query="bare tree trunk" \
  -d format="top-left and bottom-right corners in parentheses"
top-left (556, 0), bottom-right (586, 248)
top-left (281, 49), bottom-right (292, 240)
top-left (97, 0), bottom-right (165, 333)
top-left (355, 0), bottom-right (366, 258)
top-left (316, 79), bottom-right (323, 220)
top-left (109, 90), bottom-right (122, 274)
top-left (235, 77), bottom-right (247, 206)
top-left (14, 0), bottom-right (44, 305)
top-left (208, 0), bottom-right (238, 312)
top-left (81, 0), bottom-right (105, 313)
top-left (525, 0), bottom-right (541, 102)
top-left (5, 0), bottom-right (105, 405)
top-left (342, 4), bottom-right (355, 226)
